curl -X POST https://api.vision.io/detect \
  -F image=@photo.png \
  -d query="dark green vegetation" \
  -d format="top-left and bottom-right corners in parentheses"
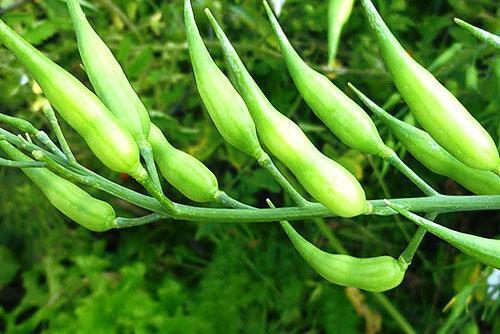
top-left (0, 0), bottom-right (499, 332)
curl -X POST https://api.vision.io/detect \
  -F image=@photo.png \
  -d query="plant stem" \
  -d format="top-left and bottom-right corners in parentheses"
top-left (114, 213), bottom-right (165, 228)
top-left (214, 191), bottom-right (254, 209)
top-left (42, 103), bottom-right (77, 165)
top-left (2, 128), bottom-right (500, 223)
top-left (0, 113), bottom-right (65, 159)
top-left (257, 151), bottom-right (312, 207)
top-left (0, 157), bottom-right (45, 168)
top-left (399, 213), bottom-right (437, 265)
top-left (139, 140), bottom-right (162, 190)
top-left (387, 151), bottom-right (439, 197)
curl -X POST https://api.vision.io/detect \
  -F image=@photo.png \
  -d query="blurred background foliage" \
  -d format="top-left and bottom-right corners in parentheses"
top-left (0, 0), bottom-right (499, 333)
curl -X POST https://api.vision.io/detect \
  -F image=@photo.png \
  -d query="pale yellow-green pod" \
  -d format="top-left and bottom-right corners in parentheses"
top-left (66, 0), bottom-right (151, 145)
top-left (0, 19), bottom-right (143, 177)
top-left (0, 141), bottom-right (115, 232)
top-left (184, 0), bottom-right (263, 159)
top-left (360, 0), bottom-right (499, 171)
top-left (281, 220), bottom-right (407, 291)
top-left (149, 124), bottom-right (219, 203)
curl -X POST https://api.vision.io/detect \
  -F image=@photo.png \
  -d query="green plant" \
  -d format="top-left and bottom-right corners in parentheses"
top-left (0, 0), bottom-right (499, 333)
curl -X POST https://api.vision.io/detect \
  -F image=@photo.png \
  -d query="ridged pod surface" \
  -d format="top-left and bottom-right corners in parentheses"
top-left (0, 141), bottom-right (115, 232)
top-left (281, 221), bottom-right (407, 291)
top-left (0, 19), bottom-right (142, 176)
top-left (149, 124), bottom-right (219, 203)
top-left (359, 0), bottom-right (499, 171)
top-left (66, 0), bottom-right (151, 144)
top-left (184, 0), bottom-right (263, 158)
top-left (264, 1), bottom-right (391, 158)
top-left (206, 9), bottom-right (368, 217)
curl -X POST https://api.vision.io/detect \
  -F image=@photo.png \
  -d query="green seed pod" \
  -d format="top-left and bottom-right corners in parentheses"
top-left (0, 19), bottom-right (143, 177)
top-left (205, 10), bottom-right (368, 217)
top-left (454, 18), bottom-right (500, 50)
top-left (327, 0), bottom-right (354, 67)
top-left (350, 84), bottom-right (500, 195)
top-left (359, 0), bottom-right (499, 171)
top-left (66, 0), bottom-right (151, 145)
top-left (184, 0), bottom-right (263, 159)
top-left (388, 202), bottom-right (500, 269)
top-left (0, 141), bottom-right (115, 232)
top-left (149, 124), bottom-right (219, 203)
top-left (263, 1), bottom-right (391, 159)
top-left (281, 221), bottom-right (407, 291)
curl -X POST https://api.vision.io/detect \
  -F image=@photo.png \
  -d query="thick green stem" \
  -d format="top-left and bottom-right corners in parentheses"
top-left (42, 103), bottom-right (77, 165)
top-left (133, 168), bottom-right (176, 214)
top-left (257, 151), bottom-right (312, 207)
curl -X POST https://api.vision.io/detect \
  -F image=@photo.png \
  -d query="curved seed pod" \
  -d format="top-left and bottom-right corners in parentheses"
top-left (327, 0), bottom-right (354, 67)
top-left (66, 0), bottom-right (151, 144)
top-left (149, 124), bottom-right (219, 203)
top-left (0, 141), bottom-right (115, 232)
top-left (349, 84), bottom-right (500, 195)
top-left (281, 220), bottom-right (407, 291)
top-left (0, 19), bottom-right (143, 177)
top-left (387, 201), bottom-right (500, 269)
top-left (454, 18), bottom-right (500, 50)
top-left (184, 0), bottom-right (263, 159)
top-left (359, 0), bottom-right (499, 171)
top-left (263, 1), bottom-right (391, 158)
top-left (205, 9), bottom-right (368, 217)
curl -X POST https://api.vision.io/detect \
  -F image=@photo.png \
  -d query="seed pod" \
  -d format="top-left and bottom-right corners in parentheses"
top-left (184, 0), bottom-right (263, 159)
top-left (66, 0), bottom-right (151, 144)
top-left (454, 18), bottom-right (500, 50)
top-left (359, 0), bottom-right (499, 171)
top-left (349, 84), bottom-right (500, 195)
top-left (281, 220), bottom-right (407, 291)
top-left (149, 124), bottom-right (219, 203)
top-left (264, 1), bottom-right (391, 158)
top-left (0, 141), bottom-right (115, 232)
top-left (205, 9), bottom-right (368, 217)
top-left (327, 0), bottom-right (354, 67)
top-left (388, 202), bottom-right (500, 269)
top-left (0, 19), bottom-right (143, 177)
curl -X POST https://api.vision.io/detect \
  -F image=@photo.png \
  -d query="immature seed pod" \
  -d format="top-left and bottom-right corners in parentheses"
top-left (454, 18), bottom-right (500, 50)
top-left (327, 0), bottom-right (354, 67)
top-left (281, 220), bottom-right (407, 291)
top-left (149, 124), bottom-right (219, 203)
top-left (0, 141), bottom-right (115, 232)
top-left (388, 202), bottom-right (500, 269)
top-left (66, 0), bottom-right (151, 145)
top-left (184, 0), bottom-right (263, 159)
top-left (0, 19), bottom-right (143, 177)
top-left (264, 1), bottom-right (391, 159)
top-left (205, 10), bottom-right (368, 217)
top-left (359, 0), bottom-right (499, 171)
top-left (349, 84), bottom-right (500, 195)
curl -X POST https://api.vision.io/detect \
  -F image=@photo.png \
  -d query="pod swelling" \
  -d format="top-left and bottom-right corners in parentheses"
top-left (205, 9), bottom-right (368, 217)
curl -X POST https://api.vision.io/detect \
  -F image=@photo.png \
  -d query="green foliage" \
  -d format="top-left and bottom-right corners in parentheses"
top-left (0, 0), bottom-right (499, 333)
